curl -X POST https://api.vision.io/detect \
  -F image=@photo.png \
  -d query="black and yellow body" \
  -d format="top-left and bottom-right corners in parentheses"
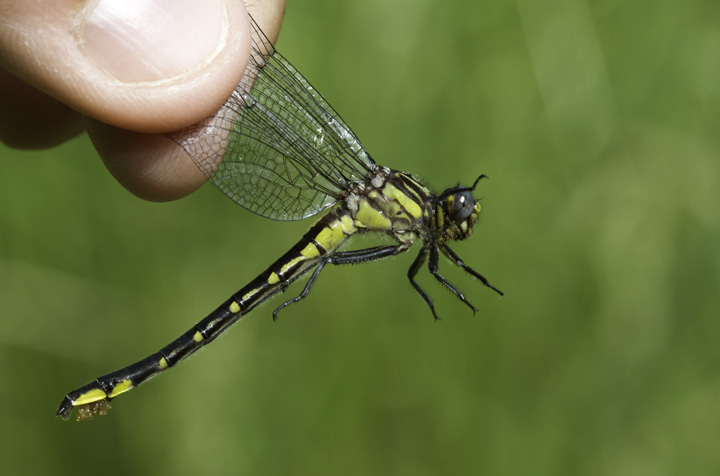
top-left (57, 17), bottom-right (502, 421)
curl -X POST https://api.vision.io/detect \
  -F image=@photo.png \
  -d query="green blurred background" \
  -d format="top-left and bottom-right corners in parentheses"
top-left (2, 0), bottom-right (719, 474)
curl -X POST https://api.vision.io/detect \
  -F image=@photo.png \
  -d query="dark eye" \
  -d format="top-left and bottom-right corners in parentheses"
top-left (451, 191), bottom-right (474, 222)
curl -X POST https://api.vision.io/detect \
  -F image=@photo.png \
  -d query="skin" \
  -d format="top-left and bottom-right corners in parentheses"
top-left (0, 0), bottom-right (286, 201)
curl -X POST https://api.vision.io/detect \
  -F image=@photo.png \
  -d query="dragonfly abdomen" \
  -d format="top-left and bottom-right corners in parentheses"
top-left (230, 209), bottom-right (357, 312)
top-left (57, 209), bottom-right (358, 420)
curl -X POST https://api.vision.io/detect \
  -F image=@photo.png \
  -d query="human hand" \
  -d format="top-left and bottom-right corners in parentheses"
top-left (0, 0), bottom-right (285, 201)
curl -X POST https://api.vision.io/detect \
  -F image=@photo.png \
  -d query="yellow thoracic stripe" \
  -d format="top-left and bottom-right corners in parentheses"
top-left (382, 182), bottom-right (423, 220)
top-left (356, 199), bottom-right (392, 230)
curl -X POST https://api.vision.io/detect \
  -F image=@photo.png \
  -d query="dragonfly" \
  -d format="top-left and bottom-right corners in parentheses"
top-left (57, 16), bottom-right (503, 421)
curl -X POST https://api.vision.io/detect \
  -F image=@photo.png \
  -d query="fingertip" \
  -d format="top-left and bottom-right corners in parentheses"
top-left (2, 0), bottom-right (289, 202)
top-left (87, 119), bottom-right (206, 202)
top-left (87, 1), bottom-right (287, 202)
top-left (81, 0), bottom-right (229, 84)
top-left (1, 0), bottom-right (252, 133)
top-left (83, 1), bottom-right (289, 202)
top-left (72, 0), bottom-right (253, 132)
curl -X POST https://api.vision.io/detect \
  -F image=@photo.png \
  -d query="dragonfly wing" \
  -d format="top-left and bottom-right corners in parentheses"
top-left (170, 17), bottom-right (375, 221)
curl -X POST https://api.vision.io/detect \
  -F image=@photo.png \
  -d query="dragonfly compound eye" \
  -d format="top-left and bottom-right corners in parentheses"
top-left (450, 191), bottom-right (475, 222)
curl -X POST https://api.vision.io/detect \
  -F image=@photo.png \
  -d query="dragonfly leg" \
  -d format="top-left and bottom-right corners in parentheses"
top-left (272, 245), bottom-right (409, 320)
top-left (440, 244), bottom-right (503, 297)
top-left (428, 245), bottom-right (477, 314)
top-left (407, 246), bottom-right (441, 320)
top-left (330, 245), bottom-right (406, 264)
top-left (272, 258), bottom-right (329, 320)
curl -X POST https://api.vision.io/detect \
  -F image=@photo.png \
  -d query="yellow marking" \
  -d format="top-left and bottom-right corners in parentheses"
top-left (193, 331), bottom-right (204, 343)
top-left (356, 199), bottom-right (392, 230)
top-left (383, 183), bottom-right (422, 219)
top-left (280, 255), bottom-right (304, 275)
top-left (108, 379), bottom-right (134, 398)
top-left (267, 272), bottom-right (280, 285)
top-left (242, 287), bottom-right (260, 301)
top-left (300, 242), bottom-right (320, 258)
top-left (73, 388), bottom-right (108, 406)
top-left (461, 222), bottom-right (468, 232)
top-left (276, 240), bottom-right (324, 276)
top-left (398, 174), bottom-right (426, 202)
top-left (229, 301), bottom-right (241, 314)
top-left (159, 357), bottom-right (168, 369)
top-left (340, 214), bottom-right (357, 234)
top-left (314, 221), bottom-right (345, 250)
top-left (396, 231), bottom-right (416, 244)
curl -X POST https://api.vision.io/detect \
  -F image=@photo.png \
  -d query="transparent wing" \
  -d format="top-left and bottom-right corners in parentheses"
top-left (169, 16), bottom-right (376, 221)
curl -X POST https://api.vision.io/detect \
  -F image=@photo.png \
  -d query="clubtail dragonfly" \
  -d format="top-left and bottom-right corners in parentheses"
top-left (57, 16), bottom-right (503, 421)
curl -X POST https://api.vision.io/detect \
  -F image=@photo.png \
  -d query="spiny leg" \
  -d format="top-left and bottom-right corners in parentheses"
top-left (428, 244), bottom-right (478, 314)
top-left (407, 246), bottom-right (440, 320)
top-left (441, 244), bottom-right (503, 297)
top-left (272, 245), bottom-right (409, 320)
top-left (330, 245), bottom-right (407, 265)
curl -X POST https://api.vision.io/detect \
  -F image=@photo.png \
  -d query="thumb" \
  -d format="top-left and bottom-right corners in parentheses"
top-left (0, 0), bottom-right (250, 133)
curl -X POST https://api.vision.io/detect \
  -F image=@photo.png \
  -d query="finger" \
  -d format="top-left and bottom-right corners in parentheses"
top-left (87, 120), bottom-right (207, 202)
top-left (0, 0), bottom-right (251, 133)
top-left (88, 0), bottom-right (286, 202)
top-left (0, 68), bottom-right (84, 149)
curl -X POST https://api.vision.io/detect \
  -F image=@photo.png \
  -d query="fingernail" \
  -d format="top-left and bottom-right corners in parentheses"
top-left (78, 0), bottom-right (227, 83)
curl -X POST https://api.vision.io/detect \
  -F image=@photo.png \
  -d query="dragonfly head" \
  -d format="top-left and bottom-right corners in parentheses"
top-left (435, 175), bottom-right (487, 242)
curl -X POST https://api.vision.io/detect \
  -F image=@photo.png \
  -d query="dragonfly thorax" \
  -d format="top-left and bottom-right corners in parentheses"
top-left (343, 168), bottom-right (430, 244)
